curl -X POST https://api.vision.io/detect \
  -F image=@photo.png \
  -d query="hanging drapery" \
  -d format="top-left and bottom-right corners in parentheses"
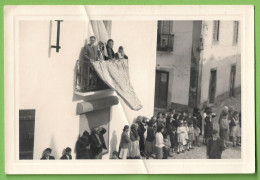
top-left (90, 21), bottom-right (109, 43)
top-left (91, 59), bottom-right (143, 111)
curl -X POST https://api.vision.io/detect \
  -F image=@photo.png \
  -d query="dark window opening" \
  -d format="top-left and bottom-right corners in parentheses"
top-left (19, 109), bottom-right (35, 160)
top-left (157, 21), bottom-right (174, 52)
top-left (233, 21), bottom-right (239, 45)
top-left (213, 20), bottom-right (220, 42)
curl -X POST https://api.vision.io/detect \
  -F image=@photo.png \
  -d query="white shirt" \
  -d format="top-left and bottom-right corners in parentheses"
top-left (155, 132), bottom-right (164, 148)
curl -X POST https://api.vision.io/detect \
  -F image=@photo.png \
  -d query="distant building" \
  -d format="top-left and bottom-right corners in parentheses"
top-left (155, 20), bottom-right (241, 110)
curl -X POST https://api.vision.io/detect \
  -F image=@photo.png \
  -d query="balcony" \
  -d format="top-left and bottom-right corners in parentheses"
top-left (75, 60), bottom-right (110, 96)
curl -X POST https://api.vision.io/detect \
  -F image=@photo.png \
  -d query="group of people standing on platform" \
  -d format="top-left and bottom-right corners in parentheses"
top-left (40, 127), bottom-right (107, 160)
top-left (83, 36), bottom-right (128, 62)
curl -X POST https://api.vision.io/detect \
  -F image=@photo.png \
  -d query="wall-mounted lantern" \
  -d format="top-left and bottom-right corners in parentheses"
top-left (51, 20), bottom-right (63, 52)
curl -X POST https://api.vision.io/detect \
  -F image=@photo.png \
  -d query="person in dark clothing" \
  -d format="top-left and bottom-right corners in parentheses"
top-left (119, 125), bottom-right (131, 159)
top-left (40, 148), bottom-right (55, 160)
top-left (145, 120), bottom-right (156, 159)
top-left (193, 107), bottom-right (202, 135)
top-left (76, 130), bottom-right (91, 159)
top-left (83, 36), bottom-right (98, 61)
top-left (204, 108), bottom-right (214, 144)
top-left (105, 39), bottom-right (115, 60)
top-left (136, 116), bottom-right (146, 157)
top-left (207, 130), bottom-right (225, 159)
top-left (166, 114), bottom-right (176, 155)
top-left (115, 46), bottom-right (128, 59)
top-left (60, 147), bottom-right (72, 160)
top-left (90, 127), bottom-right (107, 159)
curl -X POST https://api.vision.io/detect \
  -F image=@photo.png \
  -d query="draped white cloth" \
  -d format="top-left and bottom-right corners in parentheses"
top-left (90, 21), bottom-right (109, 43)
top-left (91, 59), bottom-right (143, 111)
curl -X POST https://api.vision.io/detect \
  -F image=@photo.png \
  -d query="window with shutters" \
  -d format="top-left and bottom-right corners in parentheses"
top-left (157, 21), bottom-right (174, 52)
top-left (212, 20), bottom-right (220, 43)
top-left (233, 21), bottom-right (239, 45)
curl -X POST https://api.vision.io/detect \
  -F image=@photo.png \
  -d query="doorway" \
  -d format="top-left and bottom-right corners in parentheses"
top-left (154, 70), bottom-right (169, 109)
top-left (230, 65), bottom-right (236, 97)
top-left (209, 69), bottom-right (217, 103)
top-left (19, 109), bottom-right (35, 160)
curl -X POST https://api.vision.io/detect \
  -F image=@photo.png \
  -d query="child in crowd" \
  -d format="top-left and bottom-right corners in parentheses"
top-left (187, 122), bottom-right (195, 150)
top-left (183, 121), bottom-right (189, 151)
top-left (177, 122), bottom-right (186, 154)
top-left (162, 134), bottom-right (171, 159)
top-left (194, 124), bottom-right (201, 147)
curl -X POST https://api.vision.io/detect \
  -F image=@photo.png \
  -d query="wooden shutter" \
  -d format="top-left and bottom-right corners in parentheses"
top-left (233, 21), bottom-right (239, 44)
top-left (213, 20), bottom-right (220, 42)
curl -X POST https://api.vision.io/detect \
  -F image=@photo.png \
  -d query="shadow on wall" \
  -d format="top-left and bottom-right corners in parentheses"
top-left (109, 130), bottom-right (118, 158)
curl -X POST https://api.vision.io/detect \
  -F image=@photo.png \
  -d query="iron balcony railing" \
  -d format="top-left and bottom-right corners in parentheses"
top-left (75, 60), bottom-right (109, 92)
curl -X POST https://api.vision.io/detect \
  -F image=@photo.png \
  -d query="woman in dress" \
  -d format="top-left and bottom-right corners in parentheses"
top-left (219, 111), bottom-right (229, 148)
top-left (155, 124), bottom-right (165, 159)
top-left (128, 123), bottom-right (141, 159)
top-left (230, 111), bottom-right (241, 147)
top-left (97, 41), bottom-right (107, 60)
top-left (119, 125), bottom-right (131, 159)
top-left (145, 120), bottom-right (156, 159)
top-left (193, 107), bottom-right (202, 135)
top-left (166, 114), bottom-right (176, 154)
top-left (105, 39), bottom-right (115, 60)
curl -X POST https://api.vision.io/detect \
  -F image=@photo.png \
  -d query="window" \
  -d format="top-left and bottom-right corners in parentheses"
top-left (233, 21), bottom-right (239, 45)
top-left (157, 21), bottom-right (174, 51)
top-left (212, 20), bottom-right (220, 43)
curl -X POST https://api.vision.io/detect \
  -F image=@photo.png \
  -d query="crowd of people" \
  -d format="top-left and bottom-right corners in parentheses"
top-left (39, 106), bottom-right (241, 160)
top-left (40, 127), bottom-right (107, 160)
top-left (116, 106), bottom-right (241, 160)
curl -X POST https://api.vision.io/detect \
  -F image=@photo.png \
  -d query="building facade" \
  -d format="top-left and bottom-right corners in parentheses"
top-left (16, 6), bottom-right (157, 160)
top-left (155, 20), bottom-right (241, 110)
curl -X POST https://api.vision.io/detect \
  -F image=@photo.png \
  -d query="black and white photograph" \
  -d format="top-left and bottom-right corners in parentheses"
top-left (4, 5), bottom-right (254, 174)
